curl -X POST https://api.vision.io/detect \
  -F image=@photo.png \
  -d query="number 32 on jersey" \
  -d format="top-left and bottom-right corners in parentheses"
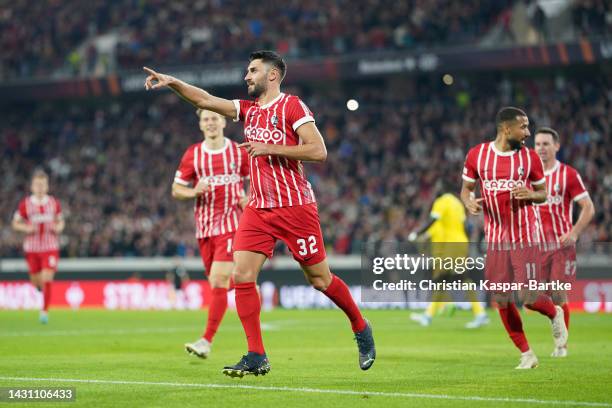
top-left (297, 235), bottom-right (319, 256)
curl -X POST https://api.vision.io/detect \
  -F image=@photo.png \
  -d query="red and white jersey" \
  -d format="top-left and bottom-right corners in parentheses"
top-left (232, 93), bottom-right (317, 208)
top-left (536, 160), bottom-right (589, 245)
top-left (13, 195), bottom-right (62, 253)
top-left (175, 137), bottom-right (249, 238)
top-left (462, 142), bottom-right (545, 246)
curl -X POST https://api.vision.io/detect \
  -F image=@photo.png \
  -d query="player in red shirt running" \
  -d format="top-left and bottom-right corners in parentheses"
top-left (12, 170), bottom-right (64, 324)
top-left (144, 50), bottom-right (375, 377)
top-left (461, 107), bottom-right (568, 369)
top-left (534, 127), bottom-right (594, 357)
top-left (173, 108), bottom-right (249, 359)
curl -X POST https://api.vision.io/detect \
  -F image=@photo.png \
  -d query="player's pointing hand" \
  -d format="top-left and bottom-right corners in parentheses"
top-left (510, 186), bottom-right (533, 201)
top-left (239, 141), bottom-right (272, 158)
top-left (143, 67), bottom-right (175, 90)
top-left (466, 196), bottom-right (485, 215)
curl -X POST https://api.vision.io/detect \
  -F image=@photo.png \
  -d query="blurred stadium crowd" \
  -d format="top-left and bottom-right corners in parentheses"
top-left (1, 70), bottom-right (610, 257)
top-left (2, 0), bottom-right (610, 79)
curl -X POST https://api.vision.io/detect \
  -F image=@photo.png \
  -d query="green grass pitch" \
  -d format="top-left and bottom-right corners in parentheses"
top-left (0, 308), bottom-right (611, 407)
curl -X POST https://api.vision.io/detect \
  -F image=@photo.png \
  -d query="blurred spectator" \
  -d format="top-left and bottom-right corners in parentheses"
top-left (2, 1), bottom-right (610, 80)
top-left (0, 70), bottom-right (610, 257)
top-left (1, 0), bottom-right (513, 79)
top-left (572, 0), bottom-right (611, 38)
top-left (529, 1), bottom-right (548, 42)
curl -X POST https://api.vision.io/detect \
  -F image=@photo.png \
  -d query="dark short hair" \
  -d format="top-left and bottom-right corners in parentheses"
top-left (535, 126), bottom-right (560, 143)
top-left (195, 108), bottom-right (223, 118)
top-left (496, 106), bottom-right (527, 128)
top-left (249, 50), bottom-right (287, 81)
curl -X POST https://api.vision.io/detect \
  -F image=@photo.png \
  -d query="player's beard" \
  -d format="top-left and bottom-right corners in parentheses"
top-left (508, 138), bottom-right (523, 151)
top-left (248, 82), bottom-right (266, 98)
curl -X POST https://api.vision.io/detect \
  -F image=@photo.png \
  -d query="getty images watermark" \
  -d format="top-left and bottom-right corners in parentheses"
top-left (371, 253), bottom-right (571, 292)
top-left (360, 242), bottom-right (584, 303)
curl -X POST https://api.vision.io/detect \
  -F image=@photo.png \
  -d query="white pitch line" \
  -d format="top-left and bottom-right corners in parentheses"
top-left (0, 323), bottom-right (278, 337)
top-left (0, 376), bottom-right (609, 407)
top-left (0, 327), bottom-right (194, 337)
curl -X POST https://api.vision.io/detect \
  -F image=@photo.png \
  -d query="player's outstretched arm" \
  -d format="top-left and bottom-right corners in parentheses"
top-left (143, 67), bottom-right (236, 119)
top-left (560, 196), bottom-right (595, 245)
top-left (239, 122), bottom-right (327, 162)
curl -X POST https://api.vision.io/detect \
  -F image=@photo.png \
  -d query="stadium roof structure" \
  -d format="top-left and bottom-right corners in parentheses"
top-left (0, 39), bottom-right (609, 102)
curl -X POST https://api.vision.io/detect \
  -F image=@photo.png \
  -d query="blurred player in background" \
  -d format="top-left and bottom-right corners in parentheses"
top-left (408, 179), bottom-right (489, 329)
top-left (166, 256), bottom-right (190, 309)
top-left (461, 107), bottom-right (567, 369)
top-left (534, 127), bottom-right (594, 357)
top-left (12, 170), bottom-right (64, 324)
top-left (172, 108), bottom-right (249, 359)
top-left (146, 50), bottom-right (375, 377)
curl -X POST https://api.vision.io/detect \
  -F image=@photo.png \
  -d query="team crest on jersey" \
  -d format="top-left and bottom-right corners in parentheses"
top-left (554, 183), bottom-right (560, 193)
top-left (270, 114), bottom-right (278, 127)
top-left (230, 162), bottom-right (236, 172)
top-left (517, 166), bottom-right (524, 176)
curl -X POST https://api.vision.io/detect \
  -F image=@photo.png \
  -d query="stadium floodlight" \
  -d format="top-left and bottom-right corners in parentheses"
top-left (346, 99), bottom-right (359, 111)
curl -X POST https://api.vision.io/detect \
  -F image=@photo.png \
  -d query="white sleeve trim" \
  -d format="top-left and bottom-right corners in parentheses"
top-left (13, 212), bottom-right (23, 221)
top-left (462, 174), bottom-right (476, 182)
top-left (430, 212), bottom-right (441, 220)
top-left (232, 100), bottom-right (241, 122)
top-left (532, 177), bottom-right (546, 185)
top-left (173, 178), bottom-right (191, 186)
top-left (292, 116), bottom-right (315, 131)
top-left (572, 191), bottom-right (589, 202)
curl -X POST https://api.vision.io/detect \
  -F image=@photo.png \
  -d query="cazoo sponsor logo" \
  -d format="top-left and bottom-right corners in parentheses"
top-left (483, 179), bottom-right (525, 191)
top-left (203, 174), bottom-right (241, 186)
top-left (244, 125), bottom-right (284, 144)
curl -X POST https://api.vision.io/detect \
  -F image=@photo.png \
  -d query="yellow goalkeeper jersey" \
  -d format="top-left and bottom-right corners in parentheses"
top-left (426, 193), bottom-right (469, 243)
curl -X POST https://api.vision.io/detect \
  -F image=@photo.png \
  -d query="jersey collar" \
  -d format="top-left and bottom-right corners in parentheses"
top-left (258, 92), bottom-right (285, 109)
top-left (201, 137), bottom-right (229, 154)
top-left (544, 160), bottom-right (560, 176)
top-left (490, 141), bottom-right (517, 157)
top-left (30, 195), bottom-right (50, 205)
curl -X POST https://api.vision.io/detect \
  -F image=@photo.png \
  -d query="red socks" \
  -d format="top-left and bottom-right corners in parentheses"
top-left (203, 287), bottom-right (228, 343)
top-left (525, 294), bottom-right (557, 319)
top-left (43, 282), bottom-right (52, 312)
top-left (562, 303), bottom-right (570, 331)
top-left (234, 282), bottom-right (265, 354)
top-left (498, 303), bottom-right (530, 352)
top-left (323, 274), bottom-right (367, 333)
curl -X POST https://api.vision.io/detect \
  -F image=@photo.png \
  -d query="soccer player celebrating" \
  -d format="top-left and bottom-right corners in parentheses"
top-left (460, 107), bottom-right (567, 369)
top-left (12, 170), bottom-right (64, 324)
top-left (534, 127), bottom-right (594, 357)
top-left (173, 108), bottom-right (249, 359)
top-left (144, 50), bottom-right (375, 377)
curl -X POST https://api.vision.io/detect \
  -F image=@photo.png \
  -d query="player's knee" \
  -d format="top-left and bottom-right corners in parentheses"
top-left (551, 290), bottom-right (567, 305)
top-left (210, 274), bottom-right (230, 289)
top-left (519, 290), bottom-right (538, 305)
top-left (308, 276), bottom-right (328, 291)
top-left (232, 266), bottom-right (256, 283)
top-left (493, 293), bottom-right (511, 307)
